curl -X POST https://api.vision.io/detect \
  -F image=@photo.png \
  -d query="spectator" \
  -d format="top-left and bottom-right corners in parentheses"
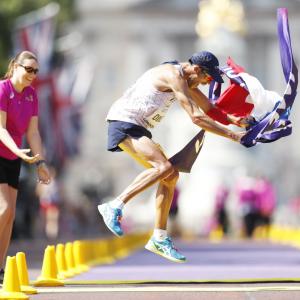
top-left (214, 184), bottom-right (230, 236)
top-left (236, 176), bottom-right (259, 238)
top-left (0, 51), bottom-right (51, 283)
top-left (36, 167), bottom-right (60, 240)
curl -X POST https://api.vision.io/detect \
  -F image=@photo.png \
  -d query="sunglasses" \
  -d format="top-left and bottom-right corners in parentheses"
top-left (19, 64), bottom-right (39, 75)
top-left (200, 68), bottom-right (213, 80)
top-left (200, 67), bottom-right (209, 75)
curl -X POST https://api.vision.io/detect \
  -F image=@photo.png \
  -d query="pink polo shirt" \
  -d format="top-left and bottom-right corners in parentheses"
top-left (0, 79), bottom-right (38, 160)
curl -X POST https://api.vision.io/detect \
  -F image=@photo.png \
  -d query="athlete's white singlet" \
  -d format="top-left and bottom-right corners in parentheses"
top-left (106, 65), bottom-right (183, 129)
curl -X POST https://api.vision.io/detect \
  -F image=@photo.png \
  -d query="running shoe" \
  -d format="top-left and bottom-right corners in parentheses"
top-left (145, 236), bottom-right (186, 263)
top-left (98, 203), bottom-right (123, 237)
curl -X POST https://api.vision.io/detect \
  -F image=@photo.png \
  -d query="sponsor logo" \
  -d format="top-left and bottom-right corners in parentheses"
top-left (25, 95), bottom-right (34, 102)
top-left (152, 114), bottom-right (163, 122)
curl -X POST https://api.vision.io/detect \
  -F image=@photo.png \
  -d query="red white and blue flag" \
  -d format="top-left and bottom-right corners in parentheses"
top-left (240, 8), bottom-right (298, 147)
top-left (209, 8), bottom-right (298, 148)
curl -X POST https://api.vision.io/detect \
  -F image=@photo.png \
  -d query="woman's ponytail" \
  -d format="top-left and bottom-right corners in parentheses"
top-left (3, 58), bottom-right (16, 79)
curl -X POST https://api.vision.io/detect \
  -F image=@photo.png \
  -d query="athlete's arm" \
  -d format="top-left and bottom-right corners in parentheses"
top-left (188, 88), bottom-right (231, 125)
top-left (168, 77), bottom-right (243, 142)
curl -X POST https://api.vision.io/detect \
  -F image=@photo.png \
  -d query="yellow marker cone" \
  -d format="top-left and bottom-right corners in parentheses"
top-left (65, 242), bottom-right (80, 275)
top-left (112, 237), bottom-right (130, 259)
top-left (16, 252), bottom-right (37, 294)
top-left (209, 226), bottom-right (224, 242)
top-left (94, 240), bottom-right (115, 265)
top-left (0, 256), bottom-right (28, 299)
top-left (34, 245), bottom-right (64, 287)
top-left (73, 241), bottom-right (89, 273)
top-left (56, 244), bottom-right (74, 279)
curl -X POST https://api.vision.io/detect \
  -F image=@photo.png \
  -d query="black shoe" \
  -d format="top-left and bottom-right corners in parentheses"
top-left (0, 268), bottom-right (4, 284)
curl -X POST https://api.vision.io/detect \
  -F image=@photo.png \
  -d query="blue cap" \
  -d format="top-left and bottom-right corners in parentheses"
top-left (189, 51), bottom-right (224, 83)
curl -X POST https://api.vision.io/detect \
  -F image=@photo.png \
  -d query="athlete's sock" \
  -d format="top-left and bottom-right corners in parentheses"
top-left (153, 229), bottom-right (167, 241)
top-left (110, 198), bottom-right (125, 210)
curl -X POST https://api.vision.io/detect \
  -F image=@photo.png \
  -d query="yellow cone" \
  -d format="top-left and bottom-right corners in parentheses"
top-left (93, 239), bottom-right (115, 265)
top-left (34, 245), bottom-right (64, 287)
top-left (56, 243), bottom-right (74, 279)
top-left (112, 237), bottom-right (130, 259)
top-left (16, 252), bottom-right (37, 294)
top-left (65, 242), bottom-right (80, 275)
top-left (73, 240), bottom-right (89, 273)
top-left (0, 256), bottom-right (28, 299)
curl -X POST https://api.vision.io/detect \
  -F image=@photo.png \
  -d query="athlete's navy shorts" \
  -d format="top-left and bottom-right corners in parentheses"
top-left (107, 120), bottom-right (152, 152)
top-left (0, 157), bottom-right (21, 189)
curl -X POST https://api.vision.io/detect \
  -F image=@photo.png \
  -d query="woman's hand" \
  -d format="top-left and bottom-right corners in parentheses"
top-left (16, 149), bottom-right (40, 163)
top-left (37, 162), bottom-right (51, 184)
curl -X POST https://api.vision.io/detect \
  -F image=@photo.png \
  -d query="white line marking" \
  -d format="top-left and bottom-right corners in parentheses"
top-left (37, 286), bottom-right (300, 293)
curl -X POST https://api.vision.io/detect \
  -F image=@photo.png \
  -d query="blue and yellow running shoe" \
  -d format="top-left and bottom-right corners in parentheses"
top-left (98, 203), bottom-right (123, 237)
top-left (145, 236), bottom-right (186, 263)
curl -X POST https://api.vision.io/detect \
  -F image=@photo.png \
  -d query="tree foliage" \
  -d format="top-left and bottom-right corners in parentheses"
top-left (0, 0), bottom-right (76, 75)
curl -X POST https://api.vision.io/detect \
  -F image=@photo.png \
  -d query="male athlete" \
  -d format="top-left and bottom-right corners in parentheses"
top-left (98, 51), bottom-right (243, 263)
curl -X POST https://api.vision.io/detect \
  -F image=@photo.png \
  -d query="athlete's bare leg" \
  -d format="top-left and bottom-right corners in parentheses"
top-left (99, 136), bottom-right (185, 262)
top-left (154, 172), bottom-right (179, 230)
top-left (117, 136), bottom-right (178, 205)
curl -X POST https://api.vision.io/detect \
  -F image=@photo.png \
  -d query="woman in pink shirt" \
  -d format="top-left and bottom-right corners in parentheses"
top-left (0, 51), bottom-right (51, 282)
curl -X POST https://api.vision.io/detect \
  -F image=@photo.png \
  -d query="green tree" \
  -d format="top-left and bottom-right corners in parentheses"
top-left (0, 0), bottom-right (76, 75)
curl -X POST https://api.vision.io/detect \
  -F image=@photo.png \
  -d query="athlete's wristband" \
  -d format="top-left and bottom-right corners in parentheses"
top-left (206, 107), bottom-right (231, 125)
top-left (36, 160), bottom-right (47, 167)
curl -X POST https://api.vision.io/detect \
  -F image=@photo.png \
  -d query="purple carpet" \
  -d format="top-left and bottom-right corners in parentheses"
top-left (71, 240), bottom-right (300, 282)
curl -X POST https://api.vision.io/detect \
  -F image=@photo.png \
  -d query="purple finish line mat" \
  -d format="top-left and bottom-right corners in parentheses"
top-left (67, 240), bottom-right (300, 283)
